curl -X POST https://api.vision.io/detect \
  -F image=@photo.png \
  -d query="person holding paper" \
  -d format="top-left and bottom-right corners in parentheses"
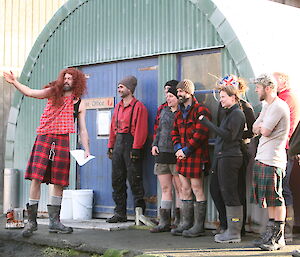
top-left (3, 68), bottom-right (90, 237)
top-left (107, 75), bottom-right (148, 223)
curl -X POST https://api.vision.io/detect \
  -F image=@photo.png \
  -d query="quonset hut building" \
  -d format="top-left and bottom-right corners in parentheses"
top-left (5, 0), bottom-right (300, 227)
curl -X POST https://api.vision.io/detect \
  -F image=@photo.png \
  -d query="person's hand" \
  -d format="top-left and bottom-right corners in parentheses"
top-left (84, 150), bottom-right (90, 159)
top-left (175, 149), bottom-right (186, 160)
top-left (107, 148), bottom-right (113, 159)
top-left (151, 146), bottom-right (159, 156)
top-left (3, 71), bottom-right (17, 85)
top-left (130, 149), bottom-right (141, 162)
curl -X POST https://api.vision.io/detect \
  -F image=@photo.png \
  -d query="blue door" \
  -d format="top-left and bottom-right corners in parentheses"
top-left (80, 57), bottom-right (158, 217)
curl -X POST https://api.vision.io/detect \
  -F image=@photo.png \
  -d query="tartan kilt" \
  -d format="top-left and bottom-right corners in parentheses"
top-left (176, 148), bottom-right (207, 178)
top-left (250, 160), bottom-right (284, 208)
top-left (25, 134), bottom-right (71, 187)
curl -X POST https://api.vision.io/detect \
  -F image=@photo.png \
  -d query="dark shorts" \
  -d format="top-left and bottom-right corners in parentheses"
top-left (25, 134), bottom-right (70, 187)
top-left (251, 161), bottom-right (285, 208)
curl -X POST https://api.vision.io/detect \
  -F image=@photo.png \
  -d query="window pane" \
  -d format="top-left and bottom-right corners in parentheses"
top-left (181, 52), bottom-right (221, 125)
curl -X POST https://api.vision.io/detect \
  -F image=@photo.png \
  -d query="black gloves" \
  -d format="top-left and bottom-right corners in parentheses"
top-left (130, 149), bottom-right (141, 162)
top-left (107, 148), bottom-right (113, 159)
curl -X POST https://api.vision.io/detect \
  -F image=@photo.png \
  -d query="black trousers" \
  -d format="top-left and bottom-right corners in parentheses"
top-left (111, 133), bottom-right (145, 216)
top-left (210, 156), bottom-right (243, 229)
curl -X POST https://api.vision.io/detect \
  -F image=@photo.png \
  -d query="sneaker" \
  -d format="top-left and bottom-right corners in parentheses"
top-left (106, 214), bottom-right (127, 223)
top-left (292, 249), bottom-right (300, 257)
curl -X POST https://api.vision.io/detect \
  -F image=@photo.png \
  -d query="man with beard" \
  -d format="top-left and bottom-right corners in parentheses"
top-left (107, 75), bottom-right (148, 223)
top-left (251, 73), bottom-right (290, 251)
top-left (3, 68), bottom-right (91, 237)
top-left (171, 79), bottom-right (211, 237)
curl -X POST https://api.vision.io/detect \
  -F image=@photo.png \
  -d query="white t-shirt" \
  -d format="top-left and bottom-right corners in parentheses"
top-left (254, 97), bottom-right (290, 169)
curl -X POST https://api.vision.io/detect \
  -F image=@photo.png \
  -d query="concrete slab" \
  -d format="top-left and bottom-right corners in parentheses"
top-left (37, 218), bottom-right (135, 231)
top-left (1, 216), bottom-right (300, 257)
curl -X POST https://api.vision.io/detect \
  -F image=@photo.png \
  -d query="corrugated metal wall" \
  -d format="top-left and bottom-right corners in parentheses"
top-left (7, 0), bottom-right (254, 221)
top-left (0, 0), bottom-right (67, 211)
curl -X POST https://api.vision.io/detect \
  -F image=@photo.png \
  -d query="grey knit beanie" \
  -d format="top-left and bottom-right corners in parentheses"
top-left (118, 75), bottom-right (137, 93)
top-left (176, 79), bottom-right (195, 95)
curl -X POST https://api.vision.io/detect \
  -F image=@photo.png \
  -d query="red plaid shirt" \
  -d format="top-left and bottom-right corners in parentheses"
top-left (36, 95), bottom-right (75, 135)
top-left (172, 97), bottom-right (211, 178)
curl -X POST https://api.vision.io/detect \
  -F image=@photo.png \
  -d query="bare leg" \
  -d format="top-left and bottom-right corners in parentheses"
top-left (158, 174), bottom-right (173, 201)
top-left (29, 179), bottom-right (41, 200)
top-left (190, 176), bottom-right (205, 202)
top-left (179, 175), bottom-right (192, 200)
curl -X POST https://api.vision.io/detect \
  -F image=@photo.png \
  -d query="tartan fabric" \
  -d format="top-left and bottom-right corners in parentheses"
top-left (36, 95), bottom-right (75, 135)
top-left (25, 134), bottom-right (71, 187)
top-left (172, 98), bottom-right (211, 178)
top-left (153, 102), bottom-right (168, 140)
top-left (251, 161), bottom-right (285, 208)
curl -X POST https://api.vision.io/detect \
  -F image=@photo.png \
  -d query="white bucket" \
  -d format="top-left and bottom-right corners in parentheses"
top-left (72, 189), bottom-right (93, 220)
top-left (60, 190), bottom-right (74, 220)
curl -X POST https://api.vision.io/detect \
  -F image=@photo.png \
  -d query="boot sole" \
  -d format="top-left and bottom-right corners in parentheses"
top-left (22, 227), bottom-right (38, 238)
top-left (171, 232), bottom-right (183, 236)
top-left (259, 245), bottom-right (285, 251)
top-left (215, 238), bottom-right (241, 243)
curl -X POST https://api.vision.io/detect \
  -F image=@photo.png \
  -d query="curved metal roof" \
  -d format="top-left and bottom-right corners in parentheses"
top-left (7, 0), bottom-right (300, 168)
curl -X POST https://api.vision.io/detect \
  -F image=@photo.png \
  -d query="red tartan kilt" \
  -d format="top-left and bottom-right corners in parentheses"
top-left (25, 134), bottom-right (70, 187)
top-left (176, 148), bottom-right (208, 178)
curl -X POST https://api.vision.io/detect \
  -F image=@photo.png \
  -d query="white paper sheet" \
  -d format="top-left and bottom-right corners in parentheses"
top-left (70, 150), bottom-right (95, 166)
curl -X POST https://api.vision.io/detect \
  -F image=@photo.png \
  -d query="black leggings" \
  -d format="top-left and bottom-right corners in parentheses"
top-left (210, 156), bottom-right (243, 229)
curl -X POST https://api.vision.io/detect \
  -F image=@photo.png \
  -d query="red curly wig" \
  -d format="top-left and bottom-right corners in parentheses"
top-left (44, 67), bottom-right (87, 106)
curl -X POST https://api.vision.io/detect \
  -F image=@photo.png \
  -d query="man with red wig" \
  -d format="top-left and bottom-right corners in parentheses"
top-left (3, 68), bottom-right (91, 237)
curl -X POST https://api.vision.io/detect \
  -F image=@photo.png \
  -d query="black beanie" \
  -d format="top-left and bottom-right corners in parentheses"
top-left (164, 79), bottom-right (179, 88)
top-left (167, 85), bottom-right (178, 98)
top-left (118, 75), bottom-right (137, 93)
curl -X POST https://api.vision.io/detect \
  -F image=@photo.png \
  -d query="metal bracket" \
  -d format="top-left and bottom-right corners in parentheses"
top-left (135, 207), bottom-right (155, 226)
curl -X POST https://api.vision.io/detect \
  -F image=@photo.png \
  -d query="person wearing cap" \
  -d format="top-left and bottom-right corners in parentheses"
top-left (199, 82), bottom-right (246, 243)
top-left (251, 73), bottom-right (290, 251)
top-left (273, 72), bottom-right (300, 243)
top-left (152, 79), bottom-right (182, 227)
top-left (171, 79), bottom-right (211, 237)
top-left (214, 75), bottom-right (256, 236)
top-left (106, 75), bottom-right (148, 223)
top-left (153, 80), bottom-right (179, 140)
top-left (150, 84), bottom-right (183, 233)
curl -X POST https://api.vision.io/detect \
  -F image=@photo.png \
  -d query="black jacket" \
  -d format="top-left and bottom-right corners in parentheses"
top-left (201, 104), bottom-right (246, 158)
top-left (217, 99), bottom-right (255, 140)
top-left (289, 121), bottom-right (300, 156)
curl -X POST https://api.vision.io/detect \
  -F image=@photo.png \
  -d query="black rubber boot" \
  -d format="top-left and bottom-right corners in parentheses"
top-left (214, 206), bottom-right (243, 243)
top-left (259, 222), bottom-right (285, 251)
top-left (150, 208), bottom-right (171, 233)
top-left (182, 201), bottom-right (206, 237)
top-left (285, 205), bottom-right (294, 242)
top-left (22, 203), bottom-right (38, 238)
top-left (47, 205), bottom-right (73, 234)
top-left (171, 201), bottom-right (193, 236)
top-left (172, 208), bottom-right (180, 228)
top-left (106, 213), bottom-right (127, 223)
top-left (252, 220), bottom-right (274, 247)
